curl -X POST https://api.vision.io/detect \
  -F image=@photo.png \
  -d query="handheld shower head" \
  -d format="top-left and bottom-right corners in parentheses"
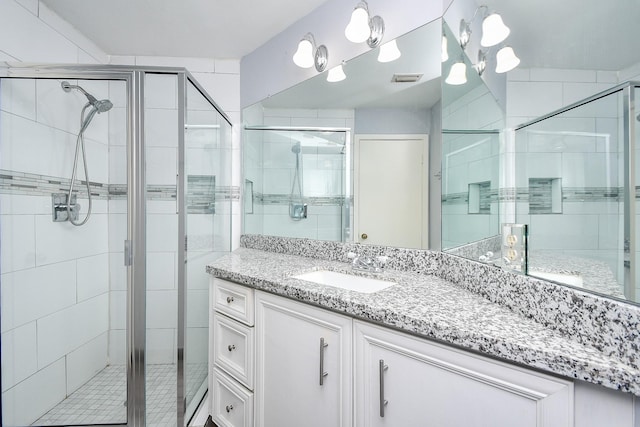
top-left (61, 81), bottom-right (112, 113)
top-left (291, 141), bottom-right (301, 154)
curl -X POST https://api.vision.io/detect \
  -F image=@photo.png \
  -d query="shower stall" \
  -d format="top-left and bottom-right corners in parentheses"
top-left (0, 65), bottom-right (233, 426)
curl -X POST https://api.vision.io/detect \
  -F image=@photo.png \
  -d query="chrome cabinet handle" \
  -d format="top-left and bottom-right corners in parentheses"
top-left (226, 296), bottom-right (234, 303)
top-left (228, 344), bottom-right (236, 352)
top-left (379, 359), bottom-right (388, 417)
top-left (225, 404), bottom-right (234, 413)
top-left (319, 337), bottom-right (329, 386)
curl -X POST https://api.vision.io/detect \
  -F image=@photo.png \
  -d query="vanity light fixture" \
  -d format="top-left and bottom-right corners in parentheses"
top-left (293, 33), bottom-right (329, 72)
top-left (459, 5), bottom-right (510, 50)
top-left (495, 46), bottom-right (520, 73)
top-left (473, 50), bottom-right (487, 76)
top-left (344, 1), bottom-right (385, 48)
top-left (441, 34), bottom-right (449, 63)
top-left (377, 39), bottom-right (401, 63)
top-left (327, 63), bottom-right (346, 82)
top-left (445, 59), bottom-right (467, 85)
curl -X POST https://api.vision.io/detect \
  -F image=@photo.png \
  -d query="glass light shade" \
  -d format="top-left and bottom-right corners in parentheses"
top-left (377, 39), bottom-right (401, 63)
top-left (327, 64), bottom-right (346, 82)
top-left (495, 46), bottom-right (520, 73)
top-left (445, 61), bottom-right (467, 85)
top-left (480, 13), bottom-right (510, 47)
top-left (345, 6), bottom-right (370, 43)
top-left (441, 35), bottom-right (449, 62)
top-left (293, 39), bottom-right (314, 68)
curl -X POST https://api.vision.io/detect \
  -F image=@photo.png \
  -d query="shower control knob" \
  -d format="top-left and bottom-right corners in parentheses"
top-left (226, 296), bottom-right (234, 303)
top-left (361, 233), bottom-right (368, 240)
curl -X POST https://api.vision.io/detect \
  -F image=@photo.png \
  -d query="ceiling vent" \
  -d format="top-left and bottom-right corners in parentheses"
top-left (391, 73), bottom-right (423, 83)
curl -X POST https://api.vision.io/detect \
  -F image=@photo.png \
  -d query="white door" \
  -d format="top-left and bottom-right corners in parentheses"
top-left (355, 134), bottom-right (428, 248)
top-left (255, 292), bottom-right (352, 427)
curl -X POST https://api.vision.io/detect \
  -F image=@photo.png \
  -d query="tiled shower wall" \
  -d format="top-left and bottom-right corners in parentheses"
top-left (505, 66), bottom-right (638, 293)
top-left (0, 78), bottom-right (113, 426)
top-left (243, 106), bottom-right (353, 241)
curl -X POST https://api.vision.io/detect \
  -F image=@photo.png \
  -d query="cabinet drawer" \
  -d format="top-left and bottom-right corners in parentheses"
top-left (213, 313), bottom-right (255, 390)
top-left (212, 367), bottom-right (254, 427)
top-left (213, 278), bottom-right (255, 326)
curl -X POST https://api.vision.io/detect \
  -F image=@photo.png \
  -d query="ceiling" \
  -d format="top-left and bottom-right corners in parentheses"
top-left (41, 0), bottom-right (331, 59)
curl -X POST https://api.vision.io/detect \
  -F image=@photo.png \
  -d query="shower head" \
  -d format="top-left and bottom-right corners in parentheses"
top-left (61, 81), bottom-right (113, 113)
top-left (291, 141), bottom-right (301, 154)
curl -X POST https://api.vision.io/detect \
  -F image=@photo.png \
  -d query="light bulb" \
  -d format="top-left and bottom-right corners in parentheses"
top-left (377, 39), bottom-right (401, 63)
top-left (495, 46), bottom-right (520, 73)
top-left (481, 13), bottom-right (510, 47)
top-left (445, 61), bottom-right (467, 85)
top-left (293, 38), bottom-right (314, 68)
top-left (441, 35), bottom-right (449, 62)
top-left (345, 6), bottom-right (370, 43)
top-left (327, 64), bottom-right (346, 82)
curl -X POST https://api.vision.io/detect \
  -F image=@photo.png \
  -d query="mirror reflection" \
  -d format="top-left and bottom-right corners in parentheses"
top-left (243, 20), bottom-right (442, 248)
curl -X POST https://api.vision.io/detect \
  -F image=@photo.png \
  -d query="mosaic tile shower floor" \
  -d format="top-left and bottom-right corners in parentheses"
top-left (33, 363), bottom-right (208, 427)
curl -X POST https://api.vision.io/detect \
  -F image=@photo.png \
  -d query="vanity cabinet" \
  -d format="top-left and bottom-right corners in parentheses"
top-left (255, 291), bottom-right (353, 427)
top-left (354, 320), bottom-right (573, 427)
top-left (210, 278), bottom-right (256, 427)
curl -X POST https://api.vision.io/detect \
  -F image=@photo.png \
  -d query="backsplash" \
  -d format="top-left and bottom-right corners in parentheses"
top-left (240, 234), bottom-right (640, 370)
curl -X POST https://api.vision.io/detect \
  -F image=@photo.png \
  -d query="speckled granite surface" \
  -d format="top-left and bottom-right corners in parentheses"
top-left (209, 235), bottom-right (640, 395)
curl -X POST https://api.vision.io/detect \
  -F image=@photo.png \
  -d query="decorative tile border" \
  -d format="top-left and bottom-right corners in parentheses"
top-left (0, 169), bottom-right (240, 212)
top-left (255, 192), bottom-right (348, 206)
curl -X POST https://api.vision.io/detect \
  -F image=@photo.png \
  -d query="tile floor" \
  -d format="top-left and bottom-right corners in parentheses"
top-left (33, 363), bottom-right (208, 427)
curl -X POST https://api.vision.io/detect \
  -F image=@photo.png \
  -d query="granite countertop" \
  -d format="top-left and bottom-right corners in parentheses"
top-left (208, 247), bottom-right (640, 396)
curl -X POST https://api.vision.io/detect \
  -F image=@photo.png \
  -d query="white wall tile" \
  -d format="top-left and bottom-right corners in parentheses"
top-left (147, 252), bottom-right (176, 290)
top-left (66, 332), bottom-right (109, 394)
top-left (146, 147), bottom-right (177, 185)
top-left (109, 252), bottom-right (127, 291)
top-left (186, 289), bottom-right (208, 328)
top-left (1, 322), bottom-right (37, 392)
top-left (144, 74), bottom-right (177, 109)
top-left (146, 329), bottom-right (175, 364)
top-left (109, 290), bottom-right (127, 330)
top-left (529, 68), bottom-right (596, 83)
top-left (0, 214), bottom-right (36, 273)
top-left (0, 0), bottom-right (77, 63)
top-left (507, 81), bottom-right (564, 118)
top-left (147, 214), bottom-right (178, 252)
top-left (77, 253), bottom-right (109, 302)
top-left (35, 213), bottom-right (108, 266)
top-left (145, 109), bottom-right (179, 147)
top-left (529, 215), bottom-right (599, 250)
top-left (37, 294), bottom-right (109, 368)
top-left (0, 77), bottom-right (36, 119)
top-left (108, 329), bottom-right (126, 365)
top-left (108, 213), bottom-right (127, 252)
top-left (190, 72), bottom-right (240, 113)
top-left (185, 327), bottom-right (208, 364)
top-left (1, 261), bottom-right (76, 332)
top-left (146, 290), bottom-right (177, 329)
top-left (214, 59), bottom-right (241, 74)
top-left (1, 358), bottom-right (66, 426)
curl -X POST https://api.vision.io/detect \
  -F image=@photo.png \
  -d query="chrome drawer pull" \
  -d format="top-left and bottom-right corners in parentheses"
top-left (226, 296), bottom-right (234, 303)
top-left (228, 344), bottom-right (236, 352)
top-left (319, 337), bottom-right (329, 385)
top-left (379, 359), bottom-right (388, 417)
top-left (225, 404), bottom-right (234, 413)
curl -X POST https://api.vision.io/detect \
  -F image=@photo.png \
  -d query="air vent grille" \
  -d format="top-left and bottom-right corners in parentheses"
top-left (391, 73), bottom-right (423, 83)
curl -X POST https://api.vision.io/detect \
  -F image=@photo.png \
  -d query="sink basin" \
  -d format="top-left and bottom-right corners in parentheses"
top-left (292, 270), bottom-right (395, 294)
top-left (529, 271), bottom-right (584, 287)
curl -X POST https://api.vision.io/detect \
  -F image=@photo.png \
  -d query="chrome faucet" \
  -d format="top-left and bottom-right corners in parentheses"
top-left (347, 252), bottom-right (388, 273)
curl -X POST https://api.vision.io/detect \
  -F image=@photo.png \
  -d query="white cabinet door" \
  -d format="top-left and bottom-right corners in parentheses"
top-left (256, 291), bottom-right (352, 427)
top-left (354, 320), bottom-right (573, 427)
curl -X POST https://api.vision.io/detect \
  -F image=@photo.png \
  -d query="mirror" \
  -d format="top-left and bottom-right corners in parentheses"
top-left (242, 19), bottom-right (442, 249)
top-left (241, 0), bottom-right (640, 304)
top-left (441, 0), bottom-right (640, 303)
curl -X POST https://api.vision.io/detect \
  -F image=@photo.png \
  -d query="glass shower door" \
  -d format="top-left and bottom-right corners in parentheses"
top-left (182, 78), bottom-right (233, 423)
top-left (1, 76), bottom-right (128, 426)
